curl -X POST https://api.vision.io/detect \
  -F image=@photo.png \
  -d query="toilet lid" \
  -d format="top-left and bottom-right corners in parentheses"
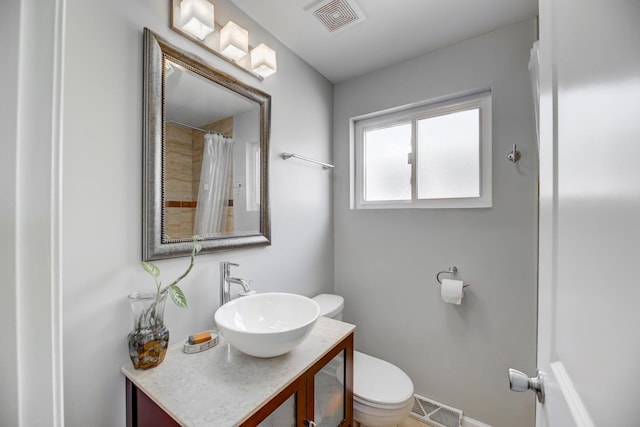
top-left (312, 294), bottom-right (344, 318)
top-left (338, 351), bottom-right (414, 409)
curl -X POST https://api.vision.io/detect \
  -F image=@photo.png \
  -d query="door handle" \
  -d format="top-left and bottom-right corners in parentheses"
top-left (508, 368), bottom-right (545, 403)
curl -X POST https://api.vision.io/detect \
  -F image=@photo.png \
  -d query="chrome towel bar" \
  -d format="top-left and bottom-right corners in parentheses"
top-left (280, 152), bottom-right (334, 170)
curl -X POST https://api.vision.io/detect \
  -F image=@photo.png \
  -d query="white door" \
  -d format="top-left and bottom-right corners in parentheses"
top-left (524, 0), bottom-right (640, 426)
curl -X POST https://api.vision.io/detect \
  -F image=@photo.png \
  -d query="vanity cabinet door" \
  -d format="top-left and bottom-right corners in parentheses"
top-left (306, 333), bottom-right (354, 427)
top-left (243, 376), bottom-right (306, 426)
top-left (241, 332), bottom-right (354, 427)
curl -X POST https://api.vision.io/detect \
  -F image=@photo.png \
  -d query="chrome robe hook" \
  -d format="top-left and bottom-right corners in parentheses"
top-left (507, 144), bottom-right (521, 163)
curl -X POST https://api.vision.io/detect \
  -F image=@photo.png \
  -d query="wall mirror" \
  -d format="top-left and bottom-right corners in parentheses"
top-left (143, 28), bottom-right (271, 260)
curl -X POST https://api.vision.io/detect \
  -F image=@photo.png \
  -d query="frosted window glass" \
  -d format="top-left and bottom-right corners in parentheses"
top-left (416, 109), bottom-right (480, 199)
top-left (363, 123), bottom-right (411, 201)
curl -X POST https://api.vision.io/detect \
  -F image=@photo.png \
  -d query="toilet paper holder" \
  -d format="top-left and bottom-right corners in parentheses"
top-left (436, 266), bottom-right (470, 288)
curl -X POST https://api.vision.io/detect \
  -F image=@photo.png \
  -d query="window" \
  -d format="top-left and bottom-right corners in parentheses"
top-left (352, 91), bottom-right (491, 209)
top-left (245, 141), bottom-right (260, 212)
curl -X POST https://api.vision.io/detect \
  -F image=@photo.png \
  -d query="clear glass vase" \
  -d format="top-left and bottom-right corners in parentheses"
top-left (127, 291), bottom-right (170, 369)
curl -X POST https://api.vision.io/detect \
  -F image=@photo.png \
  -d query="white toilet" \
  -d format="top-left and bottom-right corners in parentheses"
top-left (313, 294), bottom-right (414, 427)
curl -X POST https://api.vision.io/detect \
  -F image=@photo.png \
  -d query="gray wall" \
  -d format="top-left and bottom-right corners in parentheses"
top-left (0, 1), bottom-right (21, 425)
top-left (333, 19), bottom-right (538, 427)
top-left (58, 0), bottom-right (333, 425)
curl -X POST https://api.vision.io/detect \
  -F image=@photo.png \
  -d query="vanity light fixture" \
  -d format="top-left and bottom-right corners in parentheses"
top-left (220, 21), bottom-right (249, 61)
top-left (180, 0), bottom-right (215, 40)
top-left (251, 43), bottom-right (277, 78)
top-left (171, 0), bottom-right (277, 79)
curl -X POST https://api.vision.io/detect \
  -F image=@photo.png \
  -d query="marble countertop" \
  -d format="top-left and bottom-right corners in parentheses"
top-left (121, 316), bottom-right (355, 426)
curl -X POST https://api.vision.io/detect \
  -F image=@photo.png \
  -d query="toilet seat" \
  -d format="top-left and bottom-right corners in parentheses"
top-left (337, 351), bottom-right (414, 410)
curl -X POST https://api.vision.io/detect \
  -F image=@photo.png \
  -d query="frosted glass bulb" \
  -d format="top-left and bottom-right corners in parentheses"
top-left (220, 21), bottom-right (249, 61)
top-left (251, 43), bottom-right (277, 78)
top-left (180, 0), bottom-right (215, 40)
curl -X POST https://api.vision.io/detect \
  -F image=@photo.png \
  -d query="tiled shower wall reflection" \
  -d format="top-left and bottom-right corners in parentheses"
top-left (165, 117), bottom-right (234, 240)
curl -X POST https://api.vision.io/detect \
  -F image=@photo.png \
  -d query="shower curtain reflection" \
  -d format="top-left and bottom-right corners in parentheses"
top-left (194, 133), bottom-right (234, 237)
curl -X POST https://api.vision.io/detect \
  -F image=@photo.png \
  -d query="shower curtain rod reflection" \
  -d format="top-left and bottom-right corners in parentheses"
top-left (167, 119), bottom-right (225, 135)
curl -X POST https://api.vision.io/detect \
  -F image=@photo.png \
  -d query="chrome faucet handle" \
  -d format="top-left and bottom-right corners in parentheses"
top-left (220, 261), bottom-right (239, 274)
top-left (222, 261), bottom-right (239, 267)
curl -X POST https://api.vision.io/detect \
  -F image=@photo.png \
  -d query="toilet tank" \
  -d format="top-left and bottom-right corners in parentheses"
top-left (312, 294), bottom-right (344, 320)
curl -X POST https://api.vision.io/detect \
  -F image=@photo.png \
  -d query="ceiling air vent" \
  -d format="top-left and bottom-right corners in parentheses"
top-left (310, 0), bottom-right (366, 33)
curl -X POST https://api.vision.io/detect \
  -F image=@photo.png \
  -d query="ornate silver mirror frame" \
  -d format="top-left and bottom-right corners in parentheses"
top-left (143, 28), bottom-right (271, 260)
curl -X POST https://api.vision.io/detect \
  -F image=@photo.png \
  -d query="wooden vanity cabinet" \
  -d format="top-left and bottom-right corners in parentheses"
top-left (126, 380), bottom-right (180, 427)
top-left (125, 332), bottom-right (353, 427)
top-left (242, 332), bottom-right (353, 426)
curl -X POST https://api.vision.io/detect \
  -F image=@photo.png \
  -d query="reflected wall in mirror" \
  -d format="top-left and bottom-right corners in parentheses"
top-left (143, 28), bottom-right (271, 260)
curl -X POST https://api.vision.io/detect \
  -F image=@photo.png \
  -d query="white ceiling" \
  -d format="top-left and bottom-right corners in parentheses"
top-left (231, 0), bottom-right (538, 83)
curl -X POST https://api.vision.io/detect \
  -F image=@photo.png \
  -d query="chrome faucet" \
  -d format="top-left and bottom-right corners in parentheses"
top-left (220, 261), bottom-right (254, 305)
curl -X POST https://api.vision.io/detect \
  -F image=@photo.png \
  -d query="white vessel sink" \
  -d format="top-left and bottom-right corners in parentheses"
top-left (214, 292), bottom-right (320, 358)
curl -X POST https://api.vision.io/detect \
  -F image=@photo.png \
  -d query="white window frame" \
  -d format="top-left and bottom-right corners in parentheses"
top-left (351, 91), bottom-right (492, 209)
top-left (245, 141), bottom-right (260, 212)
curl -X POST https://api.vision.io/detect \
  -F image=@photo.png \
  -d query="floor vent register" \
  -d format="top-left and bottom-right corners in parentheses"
top-left (410, 394), bottom-right (463, 427)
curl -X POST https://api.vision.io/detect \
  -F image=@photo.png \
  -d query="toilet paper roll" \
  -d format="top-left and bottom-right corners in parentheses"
top-left (441, 279), bottom-right (464, 305)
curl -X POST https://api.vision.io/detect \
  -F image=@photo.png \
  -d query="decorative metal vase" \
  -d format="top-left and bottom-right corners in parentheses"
top-left (127, 291), bottom-right (170, 369)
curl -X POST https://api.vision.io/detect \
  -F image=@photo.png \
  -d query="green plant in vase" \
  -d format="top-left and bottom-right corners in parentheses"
top-left (128, 237), bottom-right (202, 369)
